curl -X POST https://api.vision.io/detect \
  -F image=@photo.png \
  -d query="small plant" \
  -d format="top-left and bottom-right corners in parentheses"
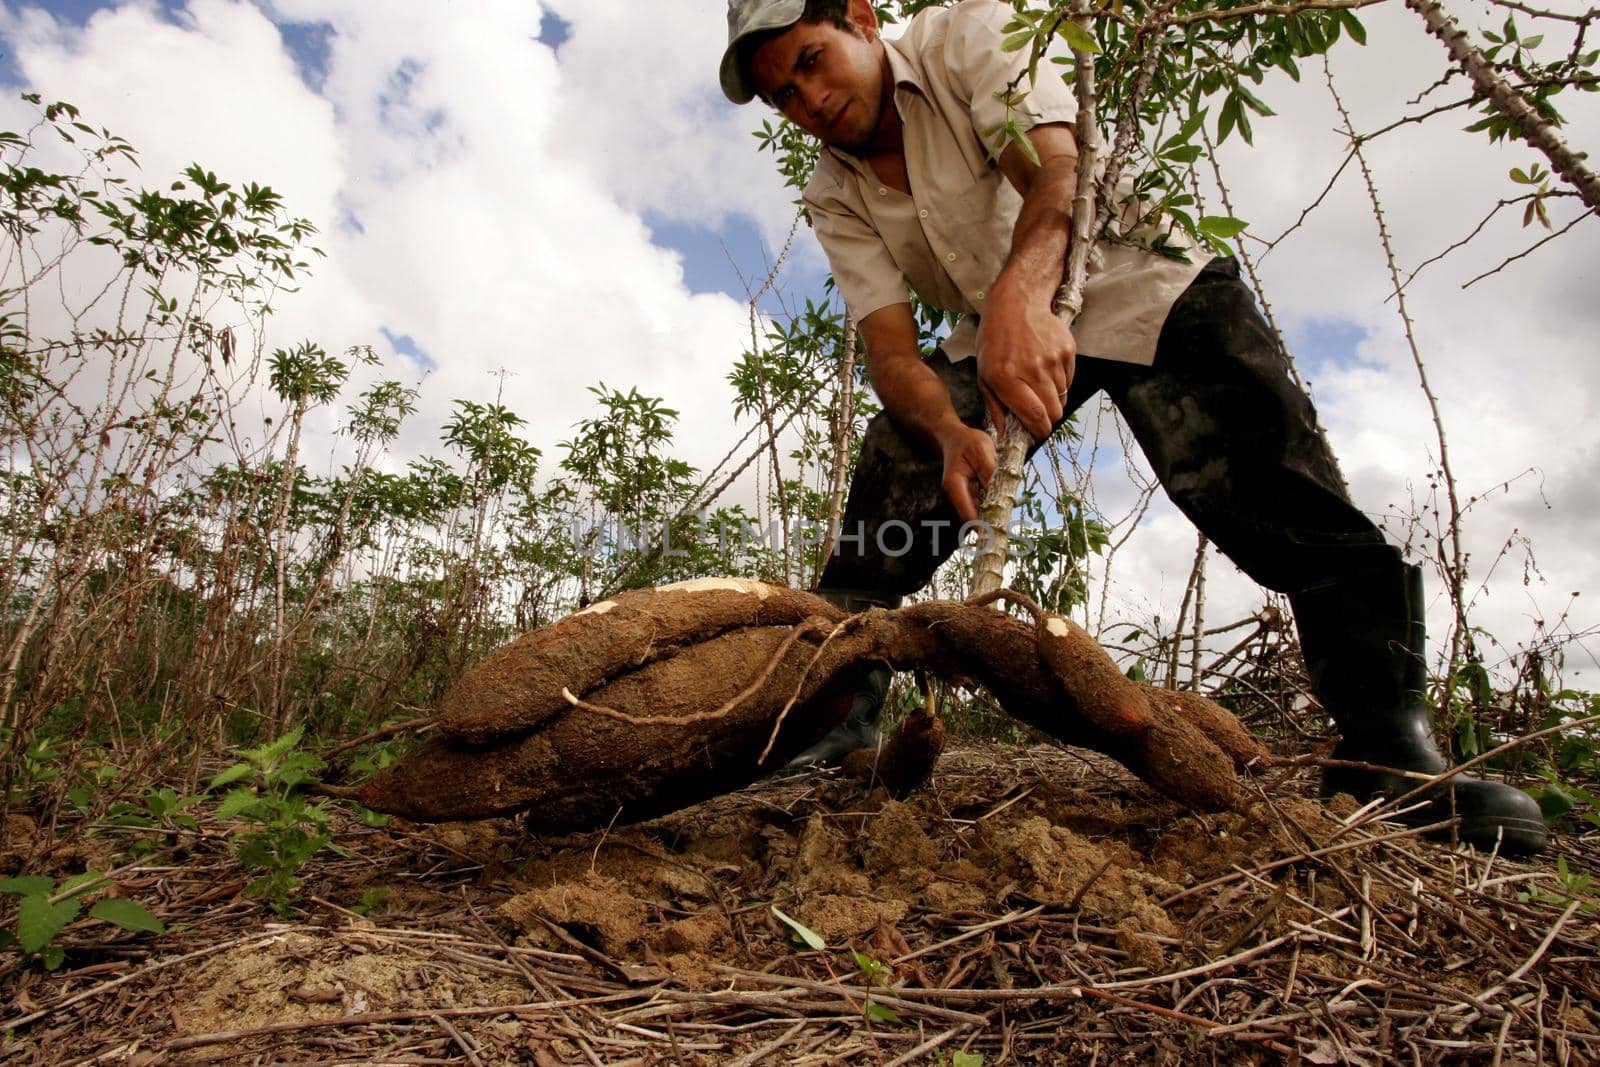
top-left (351, 888), bottom-right (389, 916)
top-left (0, 873), bottom-right (164, 970)
top-left (852, 948), bottom-right (892, 987)
top-left (940, 1053), bottom-right (986, 1067)
top-left (770, 905), bottom-right (826, 950)
top-left (210, 726), bottom-right (334, 915)
top-left (1518, 856), bottom-right (1599, 914)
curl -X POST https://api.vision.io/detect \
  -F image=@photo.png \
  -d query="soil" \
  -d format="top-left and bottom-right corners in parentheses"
top-left (3, 743), bottom-right (1596, 1065)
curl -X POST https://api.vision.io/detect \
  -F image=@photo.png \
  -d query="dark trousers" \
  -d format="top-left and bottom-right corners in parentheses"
top-left (817, 257), bottom-right (1402, 601)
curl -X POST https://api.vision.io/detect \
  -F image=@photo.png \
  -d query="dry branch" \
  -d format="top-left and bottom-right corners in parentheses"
top-left (1407, 0), bottom-right (1600, 212)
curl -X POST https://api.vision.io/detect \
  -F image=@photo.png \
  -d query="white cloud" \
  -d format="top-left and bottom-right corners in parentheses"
top-left (0, 0), bottom-right (763, 493)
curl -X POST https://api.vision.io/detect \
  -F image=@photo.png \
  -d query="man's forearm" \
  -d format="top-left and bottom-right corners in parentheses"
top-left (989, 151), bottom-right (1078, 310)
top-left (868, 348), bottom-right (969, 453)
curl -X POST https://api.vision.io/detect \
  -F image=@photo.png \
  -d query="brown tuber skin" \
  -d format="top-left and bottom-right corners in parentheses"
top-left (356, 579), bottom-right (1266, 831)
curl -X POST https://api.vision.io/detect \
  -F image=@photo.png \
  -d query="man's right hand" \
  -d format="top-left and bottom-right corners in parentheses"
top-left (938, 422), bottom-right (998, 524)
top-left (861, 304), bottom-right (999, 522)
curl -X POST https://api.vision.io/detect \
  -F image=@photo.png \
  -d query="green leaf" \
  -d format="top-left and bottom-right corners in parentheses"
top-left (1540, 783), bottom-right (1576, 820)
top-left (353, 803), bottom-right (390, 829)
top-left (770, 906), bottom-right (826, 950)
top-left (1059, 20), bottom-right (1100, 54)
top-left (0, 876), bottom-right (54, 896)
top-left (1162, 144), bottom-right (1202, 163)
top-left (209, 761), bottom-right (254, 790)
top-left (864, 999), bottom-right (901, 1023)
top-left (18, 893), bottom-right (80, 954)
top-left (1198, 215), bottom-right (1249, 239)
top-left (1218, 95), bottom-right (1240, 144)
top-left (1337, 9), bottom-right (1368, 46)
top-left (41, 945), bottom-right (65, 970)
top-left (58, 871), bottom-right (103, 899)
top-left (1009, 125), bottom-right (1041, 168)
top-left (1234, 84), bottom-right (1276, 118)
top-left (90, 897), bottom-right (166, 934)
top-left (257, 725), bottom-right (306, 767)
top-left (217, 787), bottom-right (261, 820)
top-left (951, 1053), bottom-right (986, 1067)
top-left (1001, 30), bottom-right (1032, 53)
top-left (1159, 110), bottom-right (1206, 153)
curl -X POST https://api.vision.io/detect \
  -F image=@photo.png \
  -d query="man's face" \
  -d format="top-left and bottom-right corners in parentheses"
top-left (747, 13), bottom-right (886, 154)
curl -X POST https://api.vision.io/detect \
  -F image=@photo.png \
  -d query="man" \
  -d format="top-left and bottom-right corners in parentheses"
top-left (720, 0), bottom-right (1547, 854)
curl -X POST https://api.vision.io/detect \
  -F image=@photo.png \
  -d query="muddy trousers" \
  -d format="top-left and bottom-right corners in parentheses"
top-left (816, 257), bottom-right (1403, 606)
top-left (812, 259), bottom-right (1550, 853)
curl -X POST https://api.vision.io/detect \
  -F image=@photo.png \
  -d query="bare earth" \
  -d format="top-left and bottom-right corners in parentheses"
top-left (4, 743), bottom-right (1598, 1065)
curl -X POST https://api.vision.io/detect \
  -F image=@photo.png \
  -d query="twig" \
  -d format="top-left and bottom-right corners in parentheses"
top-left (1169, 0), bottom-right (1386, 23)
top-left (163, 996), bottom-right (654, 1053)
top-left (2, 928), bottom-right (291, 1031)
top-left (883, 1024), bottom-right (977, 1067)
top-left (563, 618), bottom-right (832, 728)
top-left (322, 716), bottom-right (436, 758)
top-left (432, 1013), bottom-right (485, 1067)
top-left (1407, 0), bottom-right (1600, 210)
top-left (1461, 209), bottom-right (1596, 288)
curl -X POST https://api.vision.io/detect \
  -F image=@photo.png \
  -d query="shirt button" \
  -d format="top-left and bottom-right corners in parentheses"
top-left (945, 251), bottom-right (957, 262)
top-left (976, 290), bottom-right (986, 300)
top-left (877, 187), bottom-right (888, 196)
top-left (918, 209), bottom-right (929, 218)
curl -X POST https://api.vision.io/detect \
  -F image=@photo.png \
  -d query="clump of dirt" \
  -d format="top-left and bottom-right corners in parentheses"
top-left (501, 871), bottom-right (650, 956)
top-left (179, 929), bottom-right (526, 1037)
top-left (464, 745), bottom-right (1375, 990)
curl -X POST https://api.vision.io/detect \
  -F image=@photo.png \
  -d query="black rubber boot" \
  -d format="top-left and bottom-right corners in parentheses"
top-left (1291, 559), bottom-right (1547, 857)
top-left (781, 590), bottom-right (899, 770)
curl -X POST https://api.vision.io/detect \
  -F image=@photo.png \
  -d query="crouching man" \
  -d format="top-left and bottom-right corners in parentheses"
top-left (719, 0), bottom-right (1546, 854)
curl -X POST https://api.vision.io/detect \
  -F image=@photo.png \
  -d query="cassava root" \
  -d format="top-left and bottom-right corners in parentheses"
top-left (356, 578), bottom-right (1266, 830)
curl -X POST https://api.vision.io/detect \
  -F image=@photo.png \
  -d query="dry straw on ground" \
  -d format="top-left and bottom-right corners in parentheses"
top-left (3, 744), bottom-right (1596, 1065)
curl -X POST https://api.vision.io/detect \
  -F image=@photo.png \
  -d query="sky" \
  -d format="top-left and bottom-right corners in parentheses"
top-left (1, 0), bottom-right (1597, 688)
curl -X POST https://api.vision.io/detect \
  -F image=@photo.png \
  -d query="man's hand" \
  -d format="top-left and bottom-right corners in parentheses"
top-left (938, 422), bottom-right (998, 524)
top-left (860, 305), bottom-right (1000, 523)
top-left (974, 288), bottom-right (1076, 443)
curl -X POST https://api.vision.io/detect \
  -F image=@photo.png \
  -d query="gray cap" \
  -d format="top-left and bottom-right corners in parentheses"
top-left (720, 0), bottom-right (806, 104)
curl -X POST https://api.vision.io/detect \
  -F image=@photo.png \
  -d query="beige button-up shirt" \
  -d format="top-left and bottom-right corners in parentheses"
top-left (803, 0), bottom-right (1211, 366)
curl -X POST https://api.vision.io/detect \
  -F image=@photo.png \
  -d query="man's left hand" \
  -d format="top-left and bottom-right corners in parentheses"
top-left (974, 289), bottom-right (1076, 443)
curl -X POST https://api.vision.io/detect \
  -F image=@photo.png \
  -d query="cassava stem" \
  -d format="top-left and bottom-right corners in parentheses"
top-left (972, 1), bottom-right (1105, 599)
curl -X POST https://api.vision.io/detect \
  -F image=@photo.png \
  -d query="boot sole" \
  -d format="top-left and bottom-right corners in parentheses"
top-left (1454, 814), bottom-right (1548, 858)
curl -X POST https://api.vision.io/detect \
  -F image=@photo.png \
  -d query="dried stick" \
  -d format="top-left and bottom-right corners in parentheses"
top-left (322, 715), bottom-right (436, 758)
top-left (1325, 58), bottom-right (1473, 701)
top-left (1, 929), bottom-right (292, 1031)
top-left (822, 317), bottom-right (859, 561)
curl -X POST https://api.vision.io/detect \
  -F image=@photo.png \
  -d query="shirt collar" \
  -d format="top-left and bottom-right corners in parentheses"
top-left (883, 33), bottom-right (927, 96)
